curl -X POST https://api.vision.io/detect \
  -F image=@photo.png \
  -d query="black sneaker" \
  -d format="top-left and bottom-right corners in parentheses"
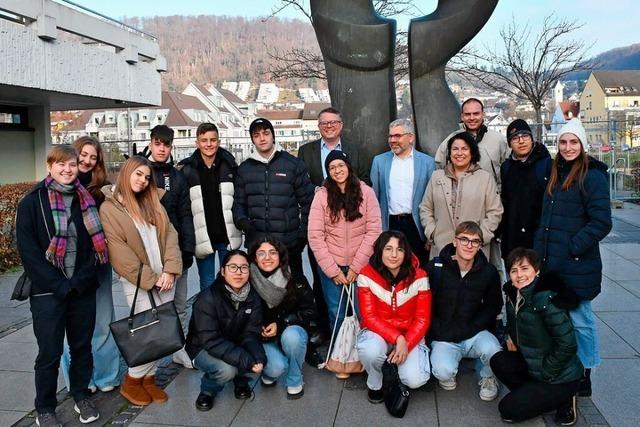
top-left (305, 348), bottom-right (323, 368)
top-left (74, 398), bottom-right (100, 424)
top-left (36, 412), bottom-right (61, 427)
top-left (578, 369), bottom-right (592, 397)
top-left (367, 387), bottom-right (384, 404)
top-left (195, 392), bottom-right (214, 411)
top-left (554, 395), bottom-right (577, 426)
top-left (234, 383), bottom-right (252, 400)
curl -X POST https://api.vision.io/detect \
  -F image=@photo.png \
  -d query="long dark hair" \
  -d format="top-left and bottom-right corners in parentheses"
top-left (247, 236), bottom-right (291, 280)
top-left (369, 231), bottom-right (415, 285)
top-left (324, 160), bottom-right (363, 223)
top-left (547, 146), bottom-right (588, 195)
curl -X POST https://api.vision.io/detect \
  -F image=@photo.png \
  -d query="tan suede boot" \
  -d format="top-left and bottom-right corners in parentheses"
top-left (120, 374), bottom-right (152, 406)
top-left (142, 376), bottom-right (168, 403)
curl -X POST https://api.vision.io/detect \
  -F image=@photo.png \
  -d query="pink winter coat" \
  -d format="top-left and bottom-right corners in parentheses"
top-left (308, 182), bottom-right (382, 279)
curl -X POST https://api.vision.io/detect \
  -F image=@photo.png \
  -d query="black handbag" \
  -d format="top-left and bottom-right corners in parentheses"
top-left (109, 265), bottom-right (185, 367)
top-left (10, 272), bottom-right (31, 301)
top-left (11, 191), bottom-right (50, 301)
top-left (382, 361), bottom-right (410, 418)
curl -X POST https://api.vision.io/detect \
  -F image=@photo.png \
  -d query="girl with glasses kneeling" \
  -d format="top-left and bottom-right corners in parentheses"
top-left (248, 237), bottom-right (317, 399)
top-left (185, 250), bottom-right (266, 411)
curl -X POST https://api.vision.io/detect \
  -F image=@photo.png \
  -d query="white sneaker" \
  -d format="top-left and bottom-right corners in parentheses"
top-left (478, 376), bottom-right (499, 401)
top-left (438, 377), bottom-right (457, 391)
top-left (172, 347), bottom-right (194, 369)
top-left (98, 385), bottom-right (115, 392)
top-left (286, 384), bottom-right (304, 400)
top-left (88, 384), bottom-right (97, 394)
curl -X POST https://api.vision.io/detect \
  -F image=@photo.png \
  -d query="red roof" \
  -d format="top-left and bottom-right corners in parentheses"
top-left (256, 109), bottom-right (303, 120)
top-left (559, 101), bottom-right (580, 120)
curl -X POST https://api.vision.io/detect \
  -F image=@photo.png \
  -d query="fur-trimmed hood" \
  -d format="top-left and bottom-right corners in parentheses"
top-left (503, 271), bottom-right (581, 311)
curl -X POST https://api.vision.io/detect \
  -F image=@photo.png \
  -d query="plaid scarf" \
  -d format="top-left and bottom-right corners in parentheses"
top-left (45, 176), bottom-right (109, 268)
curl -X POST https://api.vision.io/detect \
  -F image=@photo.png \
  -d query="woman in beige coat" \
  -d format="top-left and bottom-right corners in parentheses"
top-left (100, 156), bottom-right (182, 406)
top-left (420, 132), bottom-right (503, 259)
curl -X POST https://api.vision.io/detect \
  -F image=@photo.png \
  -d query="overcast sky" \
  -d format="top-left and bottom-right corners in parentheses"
top-left (71, 0), bottom-right (639, 56)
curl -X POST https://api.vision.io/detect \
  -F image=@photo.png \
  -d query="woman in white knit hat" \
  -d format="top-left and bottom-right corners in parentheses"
top-left (533, 118), bottom-right (612, 398)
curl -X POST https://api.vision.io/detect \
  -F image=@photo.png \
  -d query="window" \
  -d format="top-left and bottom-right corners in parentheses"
top-left (0, 106), bottom-right (29, 130)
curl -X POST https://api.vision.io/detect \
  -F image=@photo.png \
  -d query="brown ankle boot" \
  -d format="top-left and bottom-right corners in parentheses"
top-left (120, 374), bottom-right (152, 406)
top-left (142, 376), bottom-right (168, 403)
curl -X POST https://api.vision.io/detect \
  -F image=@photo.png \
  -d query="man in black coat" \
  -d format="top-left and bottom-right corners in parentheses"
top-left (296, 107), bottom-right (369, 340)
top-left (426, 221), bottom-right (503, 402)
top-left (499, 119), bottom-right (551, 260)
top-left (233, 118), bottom-right (315, 280)
top-left (145, 125), bottom-right (196, 368)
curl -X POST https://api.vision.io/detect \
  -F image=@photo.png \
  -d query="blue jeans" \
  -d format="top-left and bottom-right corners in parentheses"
top-left (61, 263), bottom-right (121, 390)
top-left (569, 301), bottom-right (600, 369)
top-left (193, 350), bottom-right (250, 396)
top-left (195, 243), bottom-right (229, 291)
top-left (430, 330), bottom-right (502, 381)
top-left (356, 329), bottom-right (431, 390)
top-left (262, 325), bottom-right (308, 387)
top-left (318, 266), bottom-right (359, 339)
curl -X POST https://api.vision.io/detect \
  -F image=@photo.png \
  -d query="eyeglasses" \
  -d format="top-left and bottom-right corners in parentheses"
top-left (224, 264), bottom-right (250, 273)
top-left (256, 250), bottom-right (278, 259)
top-left (318, 120), bottom-right (342, 127)
top-left (455, 236), bottom-right (483, 248)
top-left (328, 163), bottom-right (347, 172)
top-left (510, 134), bottom-right (532, 143)
top-left (388, 133), bottom-right (410, 140)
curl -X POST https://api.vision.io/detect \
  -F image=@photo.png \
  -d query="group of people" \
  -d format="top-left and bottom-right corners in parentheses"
top-left (16, 99), bottom-right (612, 427)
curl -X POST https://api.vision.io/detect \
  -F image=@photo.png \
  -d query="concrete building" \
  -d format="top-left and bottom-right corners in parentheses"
top-left (580, 70), bottom-right (640, 148)
top-left (0, 0), bottom-right (166, 184)
top-left (256, 109), bottom-right (304, 151)
top-left (301, 102), bottom-right (330, 135)
top-left (256, 83), bottom-right (280, 105)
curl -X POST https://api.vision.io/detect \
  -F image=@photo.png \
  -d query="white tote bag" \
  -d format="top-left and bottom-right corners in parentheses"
top-left (322, 282), bottom-right (364, 374)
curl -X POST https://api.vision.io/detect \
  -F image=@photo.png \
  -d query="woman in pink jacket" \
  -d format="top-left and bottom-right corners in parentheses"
top-left (308, 150), bottom-right (382, 359)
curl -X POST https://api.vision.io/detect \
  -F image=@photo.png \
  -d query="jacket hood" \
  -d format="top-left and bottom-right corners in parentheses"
top-left (522, 142), bottom-right (551, 165)
top-left (444, 162), bottom-right (482, 178)
top-left (248, 144), bottom-right (282, 164)
top-left (438, 242), bottom-right (489, 273)
top-left (503, 271), bottom-right (581, 310)
top-left (588, 156), bottom-right (609, 174)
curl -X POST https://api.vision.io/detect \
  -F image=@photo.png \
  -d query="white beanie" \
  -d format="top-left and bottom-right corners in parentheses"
top-left (557, 118), bottom-right (587, 148)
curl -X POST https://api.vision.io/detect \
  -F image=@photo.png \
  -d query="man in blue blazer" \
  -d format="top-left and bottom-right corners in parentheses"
top-left (371, 118), bottom-right (436, 264)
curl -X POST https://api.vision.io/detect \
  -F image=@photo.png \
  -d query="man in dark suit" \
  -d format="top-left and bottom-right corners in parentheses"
top-left (297, 107), bottom-right (369, 344)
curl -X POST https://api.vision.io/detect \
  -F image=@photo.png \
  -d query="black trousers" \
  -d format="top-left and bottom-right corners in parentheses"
top-left (30, 289), bottom-right (96, 413)
top-left (388, 214), bottom-right (428, 266)
top-left (490, 350), bottom-right (580, 422)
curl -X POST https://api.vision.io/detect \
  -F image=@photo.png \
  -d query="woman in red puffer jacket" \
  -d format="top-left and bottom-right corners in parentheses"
top-left (356, 230), bottom-right (432, 404)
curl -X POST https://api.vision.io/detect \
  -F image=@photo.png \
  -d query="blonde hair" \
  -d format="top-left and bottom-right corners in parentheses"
top-left (114, 156), bottom-right (165, 229)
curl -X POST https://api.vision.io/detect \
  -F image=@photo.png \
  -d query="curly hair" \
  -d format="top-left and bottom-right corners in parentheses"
top-left (247, 236), bottom-right (291, 280)
top-left (369, 230), bottom-right (415, 285)
top-left (324, 161), bottom-right (363, 223)
top-left (446, 131), bottom-right (481, 165)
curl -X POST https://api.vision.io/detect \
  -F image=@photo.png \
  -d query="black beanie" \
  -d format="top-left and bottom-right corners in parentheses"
top-left (506, 119), bottom-right (533, 142)
top-left (249, 118), bottom-right (275, 140)
top-left (324, 150), bottom-right (351, 176)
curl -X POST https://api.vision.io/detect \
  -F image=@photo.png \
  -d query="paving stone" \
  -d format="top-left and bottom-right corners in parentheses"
top-left (597, 312), bottom-right (640, 354)
top-left (592, 280), bottom-right (640, 312)
top-left (232, 366), bottom-right (343, 427)
top-left (133, 368), bottom-right (245, 426)
top-left (0, 324), bottom-right (37, 343)
top-left (592, 359), bottom-right (640, 427)
top-left (0, 340), bottom-right (38, 372)
top-left (0, 409), bottom-right (28, 426)
top-left (604, 243), bottom-right (640, 260)
top-left (594, 317), bottom-right (638, 358)
top-left (616, 280), bottom-right (640, 299)
top-left (0, 371), bottom-right (36, 411)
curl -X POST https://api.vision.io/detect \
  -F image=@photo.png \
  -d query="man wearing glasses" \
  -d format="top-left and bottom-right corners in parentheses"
top-left (426, 221), bottom-right (503, 403)
top-left (297, 107), bottom-right (369, 344)
top-left (370, 118), bottom-right (435, 265)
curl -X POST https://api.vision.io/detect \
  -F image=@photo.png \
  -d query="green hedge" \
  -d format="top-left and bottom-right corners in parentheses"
top-left (0, 182), bottom-right (36, 272)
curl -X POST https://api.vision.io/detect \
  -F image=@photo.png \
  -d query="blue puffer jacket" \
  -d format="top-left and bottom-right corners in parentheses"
top-left (534, 157), bottom-right (612, 300)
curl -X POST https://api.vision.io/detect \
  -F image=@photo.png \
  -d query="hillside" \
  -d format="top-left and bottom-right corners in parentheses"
top-left (125, 15), bottom-right (321, 91)
top-left (565, 43), bottom-right (640, 81)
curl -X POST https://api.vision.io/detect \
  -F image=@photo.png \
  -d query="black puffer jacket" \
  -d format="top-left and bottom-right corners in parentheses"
top-left (504, 272), bottom-right (583, 384)
top-left (185, 278), bottom-right (267, 373)
top-left (149, 160), bottom-right (195, 268)
top-left (499, 143), bottom-right (551, 258)
top-left (233, 150), bottom-right (315, 248)
top-left (251, 270), bottom-right (317, 340)
top-left (426, 243), bottom-right (503, 343)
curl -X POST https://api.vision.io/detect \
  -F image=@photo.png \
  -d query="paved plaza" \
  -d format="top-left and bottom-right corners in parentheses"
top-left (1, 203), bottom-right (639, 426)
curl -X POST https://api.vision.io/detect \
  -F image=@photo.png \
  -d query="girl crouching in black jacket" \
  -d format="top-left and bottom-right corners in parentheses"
top-left (248, 237), bottom-right (317, 399)
top-left (185, 250), bottom-right (266, 411)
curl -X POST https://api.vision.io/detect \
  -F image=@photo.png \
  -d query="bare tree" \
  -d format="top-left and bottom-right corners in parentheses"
top-left (449, 14), bottom-right (592, 141)
top-left (266, 0), bottom-right (420, 83)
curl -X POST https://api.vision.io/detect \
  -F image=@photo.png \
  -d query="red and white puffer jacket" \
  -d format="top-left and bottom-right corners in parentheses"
top-left (357, 255), bottom-right (432, 351)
